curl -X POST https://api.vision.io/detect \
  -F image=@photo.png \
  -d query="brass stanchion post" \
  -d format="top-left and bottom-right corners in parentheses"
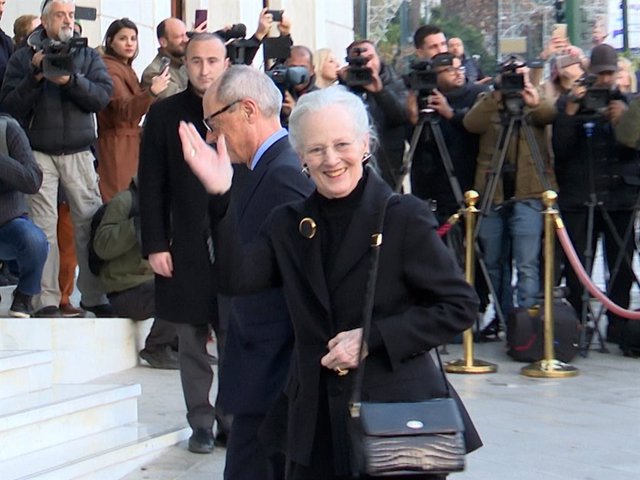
top-left (521, 191), bottom-right (579, 378)
top-left (446, 191), bottom-right (497, 374)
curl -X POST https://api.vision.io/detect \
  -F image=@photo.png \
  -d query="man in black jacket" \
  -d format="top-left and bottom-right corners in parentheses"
top-left (139, 33), bottom-right (229, 455)
top-left (409, 52), bottom-right (488, 223)
top-left (553, 44), bottom-right (640, 348)
top-left (0, 0), bottom-right (112, 317)
top-left (341, 40), bottom-right (410, 190)
top-left (0, 114), bottom-right (47, 317)
top-left (201, 65), bottom-right (314, 480)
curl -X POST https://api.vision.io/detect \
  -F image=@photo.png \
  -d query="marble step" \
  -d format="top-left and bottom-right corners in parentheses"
top-left (0, 316), bottom-right (154, 384)
top-left (0, 383), bottom-right (140, 462)
top-left (3, 422), bottom-right (191, 480)
top-left (0, 351), bottom-right (53, 399)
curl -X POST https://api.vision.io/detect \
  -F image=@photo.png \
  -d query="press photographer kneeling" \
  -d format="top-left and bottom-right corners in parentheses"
top-left (552, 44), bottom-right (640, 354)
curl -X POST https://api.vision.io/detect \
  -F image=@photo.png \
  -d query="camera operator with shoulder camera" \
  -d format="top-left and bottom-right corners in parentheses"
top-left (0, 0), bottom-right (113, 317)
top-left (409, 52), bottom-right (489, 222)
top-left (552, 44), bottom-right (640, 349)
top-left (463, 58), bottom-right (557, 319)
top-left (339, 40), bottom-right (410, 190)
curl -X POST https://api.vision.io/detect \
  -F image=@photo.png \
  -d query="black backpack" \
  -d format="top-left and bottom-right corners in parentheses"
top-left (88, 204), bottom-right (109, 276)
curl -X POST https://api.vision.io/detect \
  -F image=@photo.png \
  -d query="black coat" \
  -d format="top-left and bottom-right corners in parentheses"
top-left (219, 136), bottom-right (314, 415)
top-left (553, 93), bottom-right (640, 211)
top-left (138, 86), bottom-right (218, 325)
top-left (212, 169), bottom-right (482, 473)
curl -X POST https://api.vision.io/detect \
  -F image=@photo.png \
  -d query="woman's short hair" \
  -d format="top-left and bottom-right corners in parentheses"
top-left (215, 65), bottom-right (282, 119)
top-left (288, 86), bottom-right (376, 153)
top-left (103, 18), bottom-right (139, 63)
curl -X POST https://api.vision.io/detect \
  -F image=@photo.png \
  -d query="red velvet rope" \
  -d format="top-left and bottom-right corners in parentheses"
top-left (556, 225), bottom-right (640, 320)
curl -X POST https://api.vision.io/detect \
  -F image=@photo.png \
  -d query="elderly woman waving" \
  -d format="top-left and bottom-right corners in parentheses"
top-left (180, 76), bottom-right (481, 479)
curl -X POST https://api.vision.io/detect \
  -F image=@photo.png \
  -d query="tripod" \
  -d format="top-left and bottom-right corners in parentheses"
top-left (473, 101), bottom-right (553, 326)
top-left (570, 118), bottom-right (640, 356)
top-left (402, 107), bottom-right (507, 331)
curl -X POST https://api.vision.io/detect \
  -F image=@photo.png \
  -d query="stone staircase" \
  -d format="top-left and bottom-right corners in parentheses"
top-left (0, 289), bottom-right (190, 479)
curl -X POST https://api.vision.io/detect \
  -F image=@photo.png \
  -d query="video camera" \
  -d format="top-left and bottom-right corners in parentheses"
top-left (344, 47), bottom-right (373, 87)
top-left (496, 55), bottom-right (527, 115)
top-left (37, 36), bottom-right (88, 77)
top-left (266, 65), bottom-right (309, 97)
top-left (409, 54), bottom-right (453, 114)
top-left (576, 73), bottom-right (612, 114)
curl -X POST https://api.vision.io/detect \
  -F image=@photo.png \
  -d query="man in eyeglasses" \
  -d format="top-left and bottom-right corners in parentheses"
top-left (138, 32), bottom-right (229, 455)
top-left (200, 64), bottom-right (313, 480)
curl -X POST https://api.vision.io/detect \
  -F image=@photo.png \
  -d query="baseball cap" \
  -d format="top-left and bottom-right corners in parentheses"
top-left (589, 44), bottom-right (618, 74)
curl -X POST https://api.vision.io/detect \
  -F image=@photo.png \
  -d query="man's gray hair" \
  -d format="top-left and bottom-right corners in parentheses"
top-left (215, 65), bottom-right (282, 119)
top-left (288, 86), bottom-right (375, 153)
top-left (41, 0), bottom-right (75, 16)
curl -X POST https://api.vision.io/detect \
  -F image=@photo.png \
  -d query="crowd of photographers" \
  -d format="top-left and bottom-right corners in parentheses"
top-left (1, 2), bottom-right (639, 346)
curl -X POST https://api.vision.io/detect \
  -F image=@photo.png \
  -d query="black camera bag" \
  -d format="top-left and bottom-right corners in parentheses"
top-left (507, 302), bottom-right (580, 363)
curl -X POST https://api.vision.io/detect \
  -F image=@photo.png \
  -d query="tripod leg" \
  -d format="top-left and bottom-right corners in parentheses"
top-left (520, 120), bottom-right (552, 192)
top-left (399, 120), bottom-right (426, 194)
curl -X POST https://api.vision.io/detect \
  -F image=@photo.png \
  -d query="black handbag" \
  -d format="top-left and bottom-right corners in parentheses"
top-left (349, 194), bottom-right (466, 477)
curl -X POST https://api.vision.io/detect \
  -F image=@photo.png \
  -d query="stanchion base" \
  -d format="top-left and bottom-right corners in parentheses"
top-left (521, 359), bottom-right (579, 378)
top-left (445, 358), bottom-right (498, 374)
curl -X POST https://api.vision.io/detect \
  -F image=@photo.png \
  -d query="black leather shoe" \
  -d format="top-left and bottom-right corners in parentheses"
top-left (140, 346), bottom-right (179, 370)
top-left (80, 302), bottom-right (114, 318)
top-left (188, 427), bottom-right (214, 454)
top-left (214, 428), bottom-right (227, 448)
top-left (33, 306), bottom-right (63, 317)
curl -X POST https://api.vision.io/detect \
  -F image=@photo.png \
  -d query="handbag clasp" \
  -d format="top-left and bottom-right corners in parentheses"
top-left (349, 401), bottom-right (361, 418)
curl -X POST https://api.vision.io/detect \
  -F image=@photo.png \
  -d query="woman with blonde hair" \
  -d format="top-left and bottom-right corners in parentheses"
top-left (617, 57), bottom-right (637, 94)
top-left (313, 48), bottom-right (340, 88)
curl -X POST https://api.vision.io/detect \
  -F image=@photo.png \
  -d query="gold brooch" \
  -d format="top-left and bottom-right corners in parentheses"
top-left (299, 217), bottom-right (317, 239)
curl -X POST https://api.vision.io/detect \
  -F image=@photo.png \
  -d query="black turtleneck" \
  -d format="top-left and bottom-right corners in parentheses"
top-left (314, 168), bottom-right (368, 278)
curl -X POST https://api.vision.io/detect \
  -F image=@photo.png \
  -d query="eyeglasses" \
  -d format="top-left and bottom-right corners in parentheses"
top-left (438, 66), bottom-right (466, 74)
top-left (304, 140), bottom-right (358, 160)
top-left (202, 99), bottom-right (241, 133)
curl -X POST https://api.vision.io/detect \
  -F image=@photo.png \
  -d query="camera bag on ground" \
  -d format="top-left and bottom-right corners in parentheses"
top-left (620, 318), bottom-right (640, 358)
top-left (506, 301), bottom-right (580, 363)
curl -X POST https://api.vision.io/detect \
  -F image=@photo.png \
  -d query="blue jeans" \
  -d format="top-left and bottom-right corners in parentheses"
top-left (0, 216), bottom-right (48, 295)
top-left (478, 199), bottom-right (543, 313)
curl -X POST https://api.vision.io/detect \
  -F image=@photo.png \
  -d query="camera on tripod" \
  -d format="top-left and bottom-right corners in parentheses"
top-left (344, 47), bottom-right (373, 87)
top-left (496, 55), bottom-right (527, 115)
top-left (409, 54), bottom-right (452, 113)
top-left (576, 73), bottom-right (611, 114)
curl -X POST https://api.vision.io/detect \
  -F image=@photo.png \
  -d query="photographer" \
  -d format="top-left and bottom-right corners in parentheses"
top-left (0, 0), bottom-right (113, 317)
top-left (409, 52), bottom-right (489, 221)
top-left (553, 44), bottom-right (640, 347)
top-left (340, 40), bottom-right (410, 190)
top-left (464, 60), bottom-right (557, 319)
top-left (280, 45), bottom-right (318, 121)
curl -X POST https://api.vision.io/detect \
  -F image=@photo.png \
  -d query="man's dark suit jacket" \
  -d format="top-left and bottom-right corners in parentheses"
top-left (219, 136), bottom-right (313, 414)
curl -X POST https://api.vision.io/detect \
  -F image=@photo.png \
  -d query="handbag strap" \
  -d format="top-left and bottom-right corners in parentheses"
top-left (349, 194), bottom-right (451, 418)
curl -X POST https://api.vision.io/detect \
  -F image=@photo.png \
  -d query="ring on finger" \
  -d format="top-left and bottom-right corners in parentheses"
top-left (335, 367), bottom-right (349, 376)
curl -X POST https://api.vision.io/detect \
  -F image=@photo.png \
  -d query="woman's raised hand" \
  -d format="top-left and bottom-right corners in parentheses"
top-left (179, 121), bottom-right (233, 194)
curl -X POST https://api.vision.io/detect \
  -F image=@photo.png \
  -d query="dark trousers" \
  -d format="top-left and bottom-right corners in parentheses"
top-left (561, 208), bottom-right (636, 325)
top-left (224, 414), bottom-right (285, 480)
top-left (108, 279), bottom-right (178, 351)
top-left (177, 322), bottom-right (215, 431)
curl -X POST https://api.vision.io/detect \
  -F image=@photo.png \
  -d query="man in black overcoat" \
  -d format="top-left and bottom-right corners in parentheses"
top-left (138, 33), bottom-right (229, 454)
top-left (202, 65), bottom-right (314, 479)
